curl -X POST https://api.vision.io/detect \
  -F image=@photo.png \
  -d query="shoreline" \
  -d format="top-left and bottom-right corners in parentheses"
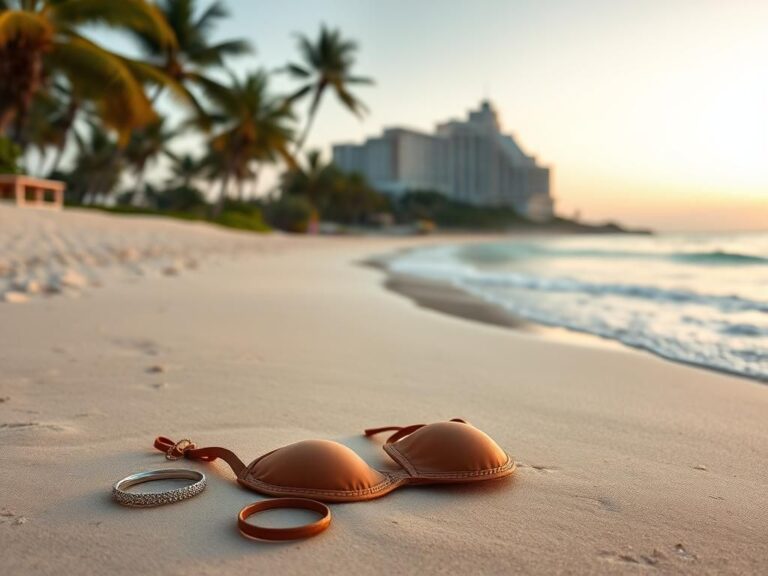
top-left (369, 243), bottom-right (766, 385)
top-left (366, 257), bottom-right (626, 352)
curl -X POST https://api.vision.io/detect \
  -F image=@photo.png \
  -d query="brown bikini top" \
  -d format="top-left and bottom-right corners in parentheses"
top-left (154, 419), bottom-right (515, 503)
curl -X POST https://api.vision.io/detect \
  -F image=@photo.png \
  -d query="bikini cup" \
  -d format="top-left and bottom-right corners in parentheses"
top-left (154, 419), bottom-right (515, 503)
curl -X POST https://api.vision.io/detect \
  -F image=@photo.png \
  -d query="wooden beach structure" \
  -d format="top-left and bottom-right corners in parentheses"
top-left (0, 175), bottom-right (65, 209)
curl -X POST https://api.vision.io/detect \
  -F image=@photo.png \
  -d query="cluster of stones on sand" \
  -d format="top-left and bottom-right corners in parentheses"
top-left (0, 252), bottom-right (199, 304)
top-left (0, 205), bottom-right (278, 304)
top-left (1, 268), bottom-right (88, 303)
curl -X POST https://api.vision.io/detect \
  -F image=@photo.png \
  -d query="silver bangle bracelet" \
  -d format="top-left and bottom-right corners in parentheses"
top-left (112, 468), bottom-right (206, 507)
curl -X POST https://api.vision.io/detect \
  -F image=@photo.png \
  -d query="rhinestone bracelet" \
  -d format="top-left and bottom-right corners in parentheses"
top-left (112, 468), bottom-right (206, 507)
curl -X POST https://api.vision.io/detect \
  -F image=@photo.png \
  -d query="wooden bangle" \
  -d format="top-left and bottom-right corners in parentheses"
top-left (238, 498), bottom-right (331, 541)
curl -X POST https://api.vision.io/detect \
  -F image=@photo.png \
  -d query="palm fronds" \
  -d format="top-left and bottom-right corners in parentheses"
top-left (281, 24), bottom-right (372, 152)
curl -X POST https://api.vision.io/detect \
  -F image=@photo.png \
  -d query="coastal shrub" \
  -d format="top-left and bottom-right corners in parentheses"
top-left (215, 209), bottom-right (271, 232)
top-left (395, 190), bottom-right (527, 229)
top-left (0, 137), bottom-right (22, 174)
top-left (318, 172), bottom-right (390, 225)
top-left (265, 196), bottom-right (313, 233)
top-left (155, 185), bottom-right (208, 213)
top-left (281, 153), bottom-right (390, 225)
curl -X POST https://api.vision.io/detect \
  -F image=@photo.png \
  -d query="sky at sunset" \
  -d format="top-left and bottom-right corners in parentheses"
top-left (109, 0), bottom-right (768, 231)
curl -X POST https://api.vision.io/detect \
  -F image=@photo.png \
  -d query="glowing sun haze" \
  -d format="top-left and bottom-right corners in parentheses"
top-left (154, 1), bottom-right (768, 231)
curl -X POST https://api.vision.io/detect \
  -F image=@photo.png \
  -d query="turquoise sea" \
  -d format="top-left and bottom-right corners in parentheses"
top-left (390, 233), bottom-right (768, 382)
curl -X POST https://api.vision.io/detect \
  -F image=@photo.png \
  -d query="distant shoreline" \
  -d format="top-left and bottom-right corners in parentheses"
top-left (67, 202), bottom-right (652, 237)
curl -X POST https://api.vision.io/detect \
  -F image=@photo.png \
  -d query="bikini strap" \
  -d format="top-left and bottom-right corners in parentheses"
top-left (364, 418), bottom-right (467, 443)
top-left (153, 436), bottom-right (246, 476)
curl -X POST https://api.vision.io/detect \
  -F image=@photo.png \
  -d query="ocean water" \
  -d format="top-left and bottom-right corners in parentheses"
top-left (389, 233), bottom-right (768, 382)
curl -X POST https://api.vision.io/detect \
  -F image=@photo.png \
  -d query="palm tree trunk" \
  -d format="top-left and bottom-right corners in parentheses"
top-left (294, 112), bottom-right (316, 155)
top-left (150, 85), bottom-right (165, 104)
top-left (251, 166), bottom-right (261, 197)
top-left (11, 114), bottom-right (28, 150)
top-left (213, 170), bottom-right (231, 217)
top-left (47, 100), bottom-right (80, 177)
top-left (84, 171), bottom-right (101, 204)
top-left (213, 140), bottom-right (242, 216)
top-left (48, 143), bottom-right (68, 177)
top-left (131, 164), bottom-right (148, 206)
top-left (38, 149), bottom-right (50, 177)
top-left (8, 52), bottom-right (45, 152)
top-left (293, 85), bottom-right (325, 154)
top-left (90, 148), bottom-right (125, 202)
top-left (0, 109), bottom-right (15, 137)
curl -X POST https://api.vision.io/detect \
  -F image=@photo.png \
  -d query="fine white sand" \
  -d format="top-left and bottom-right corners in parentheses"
top-left (0, 204), bottom-right (291, 302)
top-left (1, 206), bottom-right (767, 575)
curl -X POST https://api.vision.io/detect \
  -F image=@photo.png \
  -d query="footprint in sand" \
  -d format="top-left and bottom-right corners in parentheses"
top-left (516, 462), bottom-right (560, 473)
top-left (112, 338), bottom-right (162, 357)
top-left (596, 496), bottom-right (620, 512)
top-left (598, 544), bottom-right (697, 568)
top-left (0, 421), bottom-right (73, 433)
top-left (162, 262), bottom-right (183, 276)
top-left (572, 493), bottom-right (621, 512)
top-left (74, 410), bottom-right (105, 419)
top-left (0, 422), bottom-right (41, 430)
top-left (0, 509), bottom-right (28, 527)
top-left (598, 549), bottom-right (661, 567)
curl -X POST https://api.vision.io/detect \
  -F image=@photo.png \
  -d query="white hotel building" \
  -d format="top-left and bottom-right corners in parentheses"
top-left (332, 101), bottom-right (554, 222)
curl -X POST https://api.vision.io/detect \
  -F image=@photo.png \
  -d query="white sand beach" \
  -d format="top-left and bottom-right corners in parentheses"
top-left (1, 207), bottom-right (767, 575)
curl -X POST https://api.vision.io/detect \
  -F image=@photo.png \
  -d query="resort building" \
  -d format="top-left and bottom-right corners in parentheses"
top-left (332, 101), bottom-right (554, 222)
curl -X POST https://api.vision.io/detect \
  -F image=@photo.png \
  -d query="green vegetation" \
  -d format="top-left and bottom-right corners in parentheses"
top-left (0, 136), bottom-right (21, 174)
top-left (264, 195), bottom-right (313, 234)
top-left (0, 0), bottom-right (175, 146)
top-left (394, 191), bottom-right (526, 229)
top-left (212, 202), bottom-right (271, 232)
top-left (0, 1), bottom-right (373, 233)
top-left (281, 150), bottom-right (387, 226)
top-left (390, 190), bottom-right (641, 233)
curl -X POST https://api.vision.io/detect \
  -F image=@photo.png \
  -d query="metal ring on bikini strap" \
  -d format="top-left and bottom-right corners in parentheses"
top-left (238, 498), bottom-right (331, 541)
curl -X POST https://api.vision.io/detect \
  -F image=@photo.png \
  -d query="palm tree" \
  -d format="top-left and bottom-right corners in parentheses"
top-left (205, 71), bottom-right (295, 215)
top-left (282, 149), bottom-right (335, 209)
top-left (66, 122), bottom-right (124, 203)
top-left (282, 25), bottom-right (372, 153)
top-left (280, 150), bottom-right (387, 225)
top-left (24, 81), bottom-right (86, 175)
top-left (40, 82), bottom-right (80, 175)
top-left (0, 0), bottom-right (176, 146)
top-left (130, 0), bottom-right (251, 113)
top-left (18, 83), bottom-right (64, 173)
top-left (125, 118), bottom-right (179, 205)
top-left (167, 152), bottom-right (202, 189)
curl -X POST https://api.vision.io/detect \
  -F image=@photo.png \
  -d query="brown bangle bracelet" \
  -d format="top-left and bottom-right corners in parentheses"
top-left (238, 498), bottom-right (331, 541)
